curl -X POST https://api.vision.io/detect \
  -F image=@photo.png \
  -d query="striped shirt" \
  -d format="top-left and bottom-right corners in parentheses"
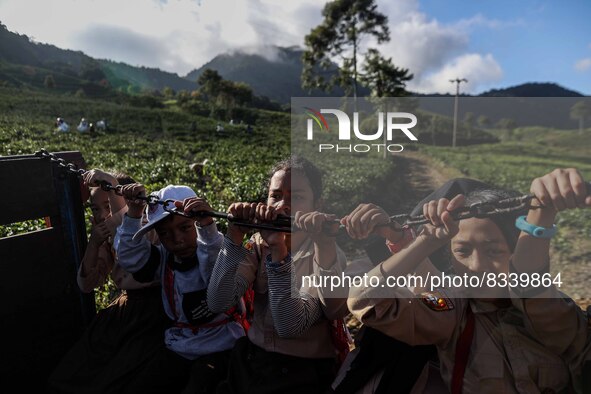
top-left (207, 233), bottom-right (348, 359)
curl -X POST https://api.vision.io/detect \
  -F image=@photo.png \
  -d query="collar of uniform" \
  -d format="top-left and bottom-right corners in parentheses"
top-left (469, 298), bottom-right (511, 313)
top-left (168, 252), bottom-right (198, 272)
top-left (291, 236), bottom-right (314, 261)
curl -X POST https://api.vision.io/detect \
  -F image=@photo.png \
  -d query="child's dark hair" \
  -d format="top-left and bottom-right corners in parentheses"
top-left (414, 179), bottom-right (525, 272)
top-left (464, 188), bottom-right (526, 252)
top-left (266, 155), bottom-right (323, 201)
top-left (113, 172), bottom-right (136, 186)
top-left (432, 187), bottom-right (525, 272)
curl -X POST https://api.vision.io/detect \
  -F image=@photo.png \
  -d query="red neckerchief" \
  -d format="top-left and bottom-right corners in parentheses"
top-left (451, 305), bottom-right (475, 394)
top-left (163, 255), bottom-right (177, 320)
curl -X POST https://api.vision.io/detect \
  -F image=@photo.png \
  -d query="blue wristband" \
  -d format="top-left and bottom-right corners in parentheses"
top-left (515, 215), bottom-right (557, 238)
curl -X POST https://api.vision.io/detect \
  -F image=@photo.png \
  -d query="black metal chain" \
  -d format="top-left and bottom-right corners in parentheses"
top-left (390, 182), bottom-right (591, 227)
top-left (35, 148), bottom-right (590, 234)
top-left (34, 149), bottom-right (292, 232)
top-left (389, 195), bottom-right (534, 227)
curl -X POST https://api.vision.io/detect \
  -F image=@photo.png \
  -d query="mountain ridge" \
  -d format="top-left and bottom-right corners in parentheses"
top-left (0, 23), bottom-right (585, 102)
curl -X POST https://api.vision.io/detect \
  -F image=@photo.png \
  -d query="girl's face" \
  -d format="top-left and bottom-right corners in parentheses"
top-left (451, 217), bottom-right (512, 276)
top-left (267, 169), bottom-right (317, 215)
top-left (90, 188), bottom-right (110, 223)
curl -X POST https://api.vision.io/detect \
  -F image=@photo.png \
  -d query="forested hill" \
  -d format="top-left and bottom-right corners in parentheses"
top-left (185, 46), bottom-right (352, 103)
top-left (0, 22), bottom-right (194, 93)
top-left (1, 22), bottom-right (584, 103)
top-left (479, 82), bottom-right (584, 97)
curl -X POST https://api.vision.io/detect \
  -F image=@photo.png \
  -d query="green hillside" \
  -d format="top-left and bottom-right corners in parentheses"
top-left (185, 46), bottom-right (361, 103)
top-left (0, 22), bottom-right (193, 94)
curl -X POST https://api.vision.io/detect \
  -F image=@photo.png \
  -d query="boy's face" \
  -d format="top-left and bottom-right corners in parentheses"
top-left (90, 188), bottom-right (110, 223)
top-left (451, 217), bottom-right (512, 275)
top-left (267, 169), bottom-right (317, 215)
top-left (451, 217), bottom-right (512, 301)
top-left (155, 214), bottom-right (198, 259)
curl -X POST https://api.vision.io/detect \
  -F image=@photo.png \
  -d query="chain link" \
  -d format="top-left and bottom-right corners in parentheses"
top-left (34, 149), bottom-right (292, 232)
top-left (390, 195), bottom-right (534, 227)
top-left (36, 148), bottom-right (589, 234)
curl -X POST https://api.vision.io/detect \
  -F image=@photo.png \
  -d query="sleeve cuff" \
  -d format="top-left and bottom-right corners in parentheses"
top-left (197, 221), bottom-right (220, 242)
top-left (121, 214), bottom-right (142, 232)
top-left (221, 236), bottom-right (248, 261)
top-left (265, 253), bottom-right (292, 272)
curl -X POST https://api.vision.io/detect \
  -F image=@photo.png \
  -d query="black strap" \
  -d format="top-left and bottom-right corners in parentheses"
top-left (333, 327), bottom-right (436, 394)
top-left (132, 244), bottom-right (161, 283)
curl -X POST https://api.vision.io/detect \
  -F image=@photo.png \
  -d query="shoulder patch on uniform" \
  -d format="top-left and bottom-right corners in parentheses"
top-left (420, 290), bottom-right (454, 312)
top-left (244, 239), bottom-right (256, 253)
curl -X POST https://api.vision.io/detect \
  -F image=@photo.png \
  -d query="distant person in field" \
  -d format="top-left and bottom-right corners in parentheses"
top-left (77, 118), bottom-right (90, 133)
top-left (116, 183), bottom-right (245, 393)
top-left (96, 119), bottom-right (108, 131)
top-left (189, 159), bottom-right (212, 190)
top-left (55, 117), bottom-right (69, 132)
top-left (49, 169), bottom-right (167, 394)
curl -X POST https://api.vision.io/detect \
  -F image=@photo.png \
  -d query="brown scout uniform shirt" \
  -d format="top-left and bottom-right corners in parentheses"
top-left (349, 274), bottom-right (585, 393)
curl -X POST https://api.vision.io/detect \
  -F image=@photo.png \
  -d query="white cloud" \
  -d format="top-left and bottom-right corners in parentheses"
top-left (379, 11), bottom-right (468, 77)
top-left (454, 13), bottom-right (525, 30)
top-left (375, 1), bottom-right (505, 94)
top-left (0, 0), bottom-right (327, 75)
top-left (0, 0), bottom-right (507, 93)
top-left (412, 53), bottom-right (503, 94)
top-left (575, 58), bottom-right (591, 72)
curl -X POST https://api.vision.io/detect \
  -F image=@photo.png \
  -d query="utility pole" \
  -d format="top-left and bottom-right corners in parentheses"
top-left (450, 78), bottom-right (467, 148)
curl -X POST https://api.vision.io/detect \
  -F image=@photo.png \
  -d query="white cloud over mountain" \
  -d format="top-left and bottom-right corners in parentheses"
top-left (0, 0), bottom-right (508, 93)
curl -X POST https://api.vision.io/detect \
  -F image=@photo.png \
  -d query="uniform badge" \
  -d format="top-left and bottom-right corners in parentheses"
top-left (421, 290), bottom-right (454, 311)
top-left (244, 240), bottom-right (256, 253)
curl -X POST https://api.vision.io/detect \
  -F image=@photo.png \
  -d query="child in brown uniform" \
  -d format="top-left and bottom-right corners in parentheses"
top-left (347, 168), bottom-right (591, 393)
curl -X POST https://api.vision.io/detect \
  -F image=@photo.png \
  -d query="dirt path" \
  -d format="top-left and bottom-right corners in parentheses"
top-left (339, 151), bottom-right (453, 259)
top-left (361, 150), bottom-right (462, 219)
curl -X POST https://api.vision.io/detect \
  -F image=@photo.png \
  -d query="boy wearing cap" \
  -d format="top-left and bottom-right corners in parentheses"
top-left (115, 183), bottom-right (244, 394)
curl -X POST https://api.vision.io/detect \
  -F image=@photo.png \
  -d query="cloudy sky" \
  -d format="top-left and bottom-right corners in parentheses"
top-left (0, 0), bottom-right (589, 94)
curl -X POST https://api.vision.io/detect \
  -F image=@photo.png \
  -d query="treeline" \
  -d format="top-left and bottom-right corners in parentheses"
top-left (158, 69), bottom-right (285, 124)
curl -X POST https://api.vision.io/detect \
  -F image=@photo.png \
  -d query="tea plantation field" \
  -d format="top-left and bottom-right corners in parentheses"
top-left (0, 87), bottom-right (396, 307)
